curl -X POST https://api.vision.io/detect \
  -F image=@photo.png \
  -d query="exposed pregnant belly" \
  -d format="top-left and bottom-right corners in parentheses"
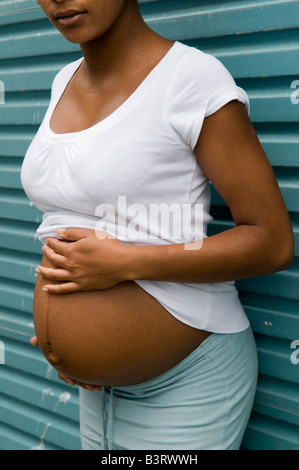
top-left (33, 254), bottom-right (211, 387)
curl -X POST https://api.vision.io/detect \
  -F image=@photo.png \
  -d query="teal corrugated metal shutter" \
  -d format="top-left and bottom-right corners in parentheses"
top-left (0, 0), bottom-right (298, 450)
top-left (0, 0), bottom-right (82, 451)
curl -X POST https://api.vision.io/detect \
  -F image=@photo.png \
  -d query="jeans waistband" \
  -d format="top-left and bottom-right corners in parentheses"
top-left (109, 327), bottom-right (252, 397)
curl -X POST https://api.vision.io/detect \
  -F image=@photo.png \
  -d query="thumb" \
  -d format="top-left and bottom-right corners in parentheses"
top-left (30, 336), bottom-right (39, 347)
top-left (56, 227), bottom-right (92, 241)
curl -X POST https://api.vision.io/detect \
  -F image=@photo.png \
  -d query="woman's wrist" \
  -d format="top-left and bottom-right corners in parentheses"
top-left (118, 242), bottom-right (141, 282)
top-left (119, 241), bottom-right (180, 283)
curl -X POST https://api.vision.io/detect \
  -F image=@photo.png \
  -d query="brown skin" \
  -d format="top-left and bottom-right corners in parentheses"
top-left (33, 253), bottom-right (212, 388)
top-left (32, 0), bottom-right (294, 390)
top-left (38, 0), bottom-right (174, 135)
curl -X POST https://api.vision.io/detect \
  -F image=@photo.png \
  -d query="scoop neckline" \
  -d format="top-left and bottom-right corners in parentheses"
top-left (42, 41), bottom-right (180, 142)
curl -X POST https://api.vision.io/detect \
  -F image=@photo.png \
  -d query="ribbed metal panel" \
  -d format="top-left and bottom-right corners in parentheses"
top-left (0, 0), bottom-right (298, 450)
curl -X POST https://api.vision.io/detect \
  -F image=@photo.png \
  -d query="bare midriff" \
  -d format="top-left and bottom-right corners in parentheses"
top-left (33, 254), bottom-right (211, 387)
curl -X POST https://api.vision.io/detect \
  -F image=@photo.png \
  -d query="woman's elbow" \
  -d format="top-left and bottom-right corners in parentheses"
top-left (270, 229), bottom-right (295, 273)
top-left (279, 239), bottom-right (295, 271)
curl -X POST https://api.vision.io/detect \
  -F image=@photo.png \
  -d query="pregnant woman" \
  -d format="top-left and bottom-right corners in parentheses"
top-left (21, 0), bottom-right (294, 450)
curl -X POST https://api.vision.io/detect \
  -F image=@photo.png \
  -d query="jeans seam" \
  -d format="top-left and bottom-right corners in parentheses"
top-left (202, 350), bottom-right (233, 449)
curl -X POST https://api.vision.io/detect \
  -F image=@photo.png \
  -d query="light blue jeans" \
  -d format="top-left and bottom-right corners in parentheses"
top-left (79, 327), bottom-right (258, 450)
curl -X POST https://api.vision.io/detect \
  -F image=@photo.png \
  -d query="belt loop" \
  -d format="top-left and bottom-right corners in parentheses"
top-left (107, 387), bottom-right (114, 450)
top-left (101, 387), bottom-right (107, 450)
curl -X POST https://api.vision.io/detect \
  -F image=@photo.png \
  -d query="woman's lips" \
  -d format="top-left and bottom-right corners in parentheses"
top-left (56, 11), bottom-right (87, 27)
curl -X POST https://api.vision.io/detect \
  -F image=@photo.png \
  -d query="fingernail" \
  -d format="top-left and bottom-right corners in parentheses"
top-left (43, 287), bottom-right (49, 292)
top-left (56, 229), bottom-right (66, 237)
top-left (35, 267), bottom-right (40, 273)
top-left (66, 380), bottom-right (75, 386)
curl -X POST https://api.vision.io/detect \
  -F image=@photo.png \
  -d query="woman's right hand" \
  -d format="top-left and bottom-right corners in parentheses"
top-left (57, 371), bottom-right (102, 391)
top-left (30, 336), bottom-right (102, 391)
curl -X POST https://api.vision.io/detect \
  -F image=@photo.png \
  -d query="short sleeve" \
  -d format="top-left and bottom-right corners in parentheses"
top-left (167, 48), bottom-right (250, 150)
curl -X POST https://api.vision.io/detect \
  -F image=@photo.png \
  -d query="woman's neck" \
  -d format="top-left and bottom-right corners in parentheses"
top-left (79, 8), bottom-right (172, 86)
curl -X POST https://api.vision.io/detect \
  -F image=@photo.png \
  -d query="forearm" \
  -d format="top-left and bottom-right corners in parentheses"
top-left (124, 224), bottom-right (293, 284)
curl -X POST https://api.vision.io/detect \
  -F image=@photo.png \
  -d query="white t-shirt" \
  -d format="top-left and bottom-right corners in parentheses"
top-left (21, 41), bottom-right (250, 333)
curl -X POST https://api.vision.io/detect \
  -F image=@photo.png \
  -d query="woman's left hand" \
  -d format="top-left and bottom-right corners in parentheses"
top-left (36, 227), bottom-right (130, 294)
